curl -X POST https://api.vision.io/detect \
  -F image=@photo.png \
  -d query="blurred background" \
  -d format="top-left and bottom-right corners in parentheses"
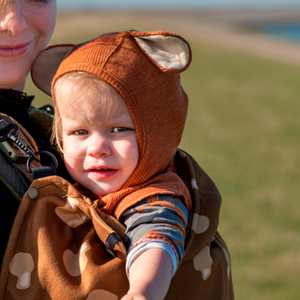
top-left (26, 1), bottom-right (300, 299)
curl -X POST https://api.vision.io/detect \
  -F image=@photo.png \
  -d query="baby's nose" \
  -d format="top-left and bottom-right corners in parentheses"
top-left (87, 135), bottom-right (111, 157)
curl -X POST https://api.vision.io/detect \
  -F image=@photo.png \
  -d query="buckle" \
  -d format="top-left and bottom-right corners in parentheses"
top-left (27, 150), bottom-right (58, 178)
top-left (0, 117), bottom-right (59, 179)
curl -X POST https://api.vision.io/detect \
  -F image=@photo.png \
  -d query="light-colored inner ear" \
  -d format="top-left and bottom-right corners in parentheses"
top-left (134, 35), bottom-right (190, 70)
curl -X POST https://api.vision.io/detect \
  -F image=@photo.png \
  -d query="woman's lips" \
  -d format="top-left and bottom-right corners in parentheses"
top-left (0, 42), bottom-right (31, 57)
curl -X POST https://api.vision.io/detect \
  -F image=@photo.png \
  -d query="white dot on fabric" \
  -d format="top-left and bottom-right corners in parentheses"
top-left (193, 245), bottom-right (213, 280)
top-left (191, 178), bottom-right (198, 190)
top-left (222, 248), bottom-right (231, 279)
top-left (63, 243), bottom-right (91, 277)
top-left (9, 252), bottom-right (34, 289)
top-left (55, 197), bottom-right (88, 228)
top-left (191, 214), bottom-right (210, 234)
top-left (203, 269), bottom-right (210, 278)
top-left (20, 272), bottom-right (29, 287)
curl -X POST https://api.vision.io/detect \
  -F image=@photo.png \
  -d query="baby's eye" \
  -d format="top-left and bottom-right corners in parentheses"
top-left (112, 127), bottom-right (131, 133)
top-left (74, 129), bottom-right (88, 135)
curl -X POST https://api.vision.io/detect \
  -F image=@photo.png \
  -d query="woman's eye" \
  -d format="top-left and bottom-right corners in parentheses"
top-left (74, 130), bottom-right (88, 135)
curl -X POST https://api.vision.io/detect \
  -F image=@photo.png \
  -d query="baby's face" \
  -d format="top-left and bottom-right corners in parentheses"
top-left (56, 80), bottom-right (139, 196)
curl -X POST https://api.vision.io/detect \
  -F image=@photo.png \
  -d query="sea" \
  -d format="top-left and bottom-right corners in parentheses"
top-left (247, 22), bottom-right (300, 43)
top-left (56, 0), bottom-right (300, 44)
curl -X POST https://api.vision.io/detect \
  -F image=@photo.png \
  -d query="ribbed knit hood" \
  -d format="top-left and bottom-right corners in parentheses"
top-left (31, 30), bottom-right (192, 218)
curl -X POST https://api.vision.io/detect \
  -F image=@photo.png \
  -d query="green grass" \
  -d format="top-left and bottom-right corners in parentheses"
top-left (179, 40), bottom-right (300, 300)
top-left (24, 16), bottom-right (300, 300)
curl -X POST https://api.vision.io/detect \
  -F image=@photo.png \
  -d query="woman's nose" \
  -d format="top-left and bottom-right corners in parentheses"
top-left (0, 3), bottom-right (27, 36)
top-left (87, 135), bottom-right (112, 158)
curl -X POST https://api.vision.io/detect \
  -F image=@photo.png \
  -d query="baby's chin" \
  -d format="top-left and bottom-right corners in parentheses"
top-left (88, 183), bottom-right (121, 197)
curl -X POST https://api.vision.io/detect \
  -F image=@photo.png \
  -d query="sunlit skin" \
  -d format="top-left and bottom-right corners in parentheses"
top-left (0, 0), bottom-right (56, 91)
top-left (121, 249), bottom-right (172, 300)
top-left (56, 80), bottom-right (139, 197)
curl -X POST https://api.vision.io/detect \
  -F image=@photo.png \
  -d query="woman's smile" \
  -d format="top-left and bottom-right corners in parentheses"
top-left (0, 41), bottom-right (31, 57)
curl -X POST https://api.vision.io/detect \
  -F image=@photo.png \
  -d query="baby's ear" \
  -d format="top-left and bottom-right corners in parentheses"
top-left (133, 32), bottom-right (192, 73)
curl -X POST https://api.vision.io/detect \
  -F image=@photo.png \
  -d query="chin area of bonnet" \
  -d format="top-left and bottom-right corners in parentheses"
top-left (31, 30), bottom-right (192, 186)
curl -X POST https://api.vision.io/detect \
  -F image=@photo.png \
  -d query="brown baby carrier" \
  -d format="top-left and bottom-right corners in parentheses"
top-left (0, 147), bottom-right (233, 300)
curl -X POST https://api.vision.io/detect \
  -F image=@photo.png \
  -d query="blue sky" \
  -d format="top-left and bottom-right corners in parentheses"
top-left (57, 0), bottom-right (300, 10)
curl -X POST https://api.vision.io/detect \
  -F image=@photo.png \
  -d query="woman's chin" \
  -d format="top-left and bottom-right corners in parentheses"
top-left (0, 67), bottom-right (28, 90)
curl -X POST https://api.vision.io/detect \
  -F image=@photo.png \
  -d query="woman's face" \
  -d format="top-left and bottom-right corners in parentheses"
top-left (0, 0), bottom-right (56, 91)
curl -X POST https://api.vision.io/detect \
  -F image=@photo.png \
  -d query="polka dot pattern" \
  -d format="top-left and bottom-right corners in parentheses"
top-left (63, 243), bottom-right (91, 277)
top-left (222, 247), bottom-right (231, 279)
top-left (191, 214), bottom-right (210, 234)
top-left (9, 253), bottom-right (34, 290)
top-left (55, 197), bottom-right (89, 228)
top-left (193, 246), bottom-right (213, 280)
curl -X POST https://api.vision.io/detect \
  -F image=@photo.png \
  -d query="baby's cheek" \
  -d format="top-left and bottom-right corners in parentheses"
top-left (63, 149), bottom-right (85, 179)
top-left (64, 140), bottom-right (86, 158)
top-left (64, 154), bottom-right (82, 170)
top-left (117, 138), bottom-right (139, 162)
top-left (64, 156), bottom-right (84, 185)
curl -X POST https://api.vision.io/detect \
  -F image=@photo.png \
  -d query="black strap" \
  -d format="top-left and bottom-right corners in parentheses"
top-left (105, 232), bottom-right (122, 258)
top-left (32, 166), bottom-right (57, 180)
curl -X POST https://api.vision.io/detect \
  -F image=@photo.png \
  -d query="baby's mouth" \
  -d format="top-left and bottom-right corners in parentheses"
top-left (87, 167), bottom-right (118, 178)
top-left (90, 168), bottom-right (115, 172)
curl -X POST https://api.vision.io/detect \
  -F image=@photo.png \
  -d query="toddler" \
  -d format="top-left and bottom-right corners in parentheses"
top-left (32, 30), bottom-right (192, 300)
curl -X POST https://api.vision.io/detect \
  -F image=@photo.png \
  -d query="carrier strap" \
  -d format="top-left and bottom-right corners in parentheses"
top-left (0, 112), bottom-right (57, 200)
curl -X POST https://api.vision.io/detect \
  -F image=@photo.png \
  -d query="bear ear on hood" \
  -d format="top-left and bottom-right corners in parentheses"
top-left (31, 44), bottom-right (75, 96)
top-left (133, 32), bottom-right (192, 73)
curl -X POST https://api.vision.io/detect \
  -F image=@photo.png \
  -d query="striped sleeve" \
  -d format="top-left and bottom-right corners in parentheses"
top-left (122, 195), bottom-right (189, 274)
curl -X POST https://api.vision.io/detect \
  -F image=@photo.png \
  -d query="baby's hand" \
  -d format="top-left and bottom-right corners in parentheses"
top-left (121, 292), bottom-right (147, 300)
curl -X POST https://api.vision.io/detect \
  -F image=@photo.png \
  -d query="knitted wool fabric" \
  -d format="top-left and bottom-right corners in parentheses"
top-left (32, 30), bottom-right (192, 218)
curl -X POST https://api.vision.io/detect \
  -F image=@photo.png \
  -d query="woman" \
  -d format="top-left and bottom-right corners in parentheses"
top-left (0, 0), bottom-right (58, 265)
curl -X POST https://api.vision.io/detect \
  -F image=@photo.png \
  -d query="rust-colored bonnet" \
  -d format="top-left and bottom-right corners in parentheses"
top-left (31, 30), bottom-right (192, 216)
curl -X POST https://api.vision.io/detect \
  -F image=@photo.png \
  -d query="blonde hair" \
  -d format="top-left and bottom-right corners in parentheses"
top-left (52, 72), bottom-right (124, 155)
